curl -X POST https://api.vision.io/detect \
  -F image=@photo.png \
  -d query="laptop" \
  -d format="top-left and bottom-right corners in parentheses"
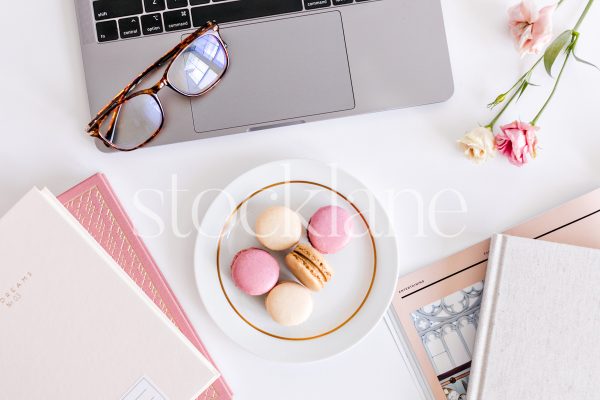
top-left (75, 0), bottom-right (453, 151)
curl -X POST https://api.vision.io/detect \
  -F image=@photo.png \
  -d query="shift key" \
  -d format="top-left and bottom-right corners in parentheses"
top-left (93, 0), bottom-right (143, 20)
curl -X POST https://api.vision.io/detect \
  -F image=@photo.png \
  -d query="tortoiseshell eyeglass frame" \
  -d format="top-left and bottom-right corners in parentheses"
top-left (85, 21), bottom-right (229, 152)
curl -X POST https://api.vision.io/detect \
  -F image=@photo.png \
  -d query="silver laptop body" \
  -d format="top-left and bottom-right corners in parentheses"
top-left (75, 0), bottom-right (453, 151)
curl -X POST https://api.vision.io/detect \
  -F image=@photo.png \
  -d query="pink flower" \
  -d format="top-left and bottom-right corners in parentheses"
top-left (508, 0), bottom-right (556, 56)
top-left (496, 120), bottom-right (539, 166)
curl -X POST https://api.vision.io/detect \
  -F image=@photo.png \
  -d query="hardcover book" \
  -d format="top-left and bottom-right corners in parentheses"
top-left (58, 173), bottom-right (233, 400)
top-left (0, 188), bottom-right (219, 399)
top-left (468, 235), bottom-right (600, 400)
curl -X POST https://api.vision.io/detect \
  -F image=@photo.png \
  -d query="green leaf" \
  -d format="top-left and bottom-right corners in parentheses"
top-left (516, 81), bottom-right (529, 102)
top-left (544, 30), bottom-right (573, 77)
top-left (573, 51), bottom-right (600, 71)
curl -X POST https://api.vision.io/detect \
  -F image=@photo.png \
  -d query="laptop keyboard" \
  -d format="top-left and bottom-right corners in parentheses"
top-left (93, 0), bottom-right (371, 42)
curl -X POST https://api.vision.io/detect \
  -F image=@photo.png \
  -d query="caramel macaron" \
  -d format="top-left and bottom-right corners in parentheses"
top-left (285, 243), bottom-right (334, 291)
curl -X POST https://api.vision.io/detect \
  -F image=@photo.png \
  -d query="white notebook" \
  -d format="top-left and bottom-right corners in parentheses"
top-left (469, 234), bottom-right (600, 400)
top-left (0, 188), bottom-right (219, 399)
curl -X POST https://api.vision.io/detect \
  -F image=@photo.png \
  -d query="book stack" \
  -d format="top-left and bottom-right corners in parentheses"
top-left (59, 174), bottom-right (233, 400)
top-left (0, 174), bottom-right (233, 400)
top-left (387, 188), bottom-right (600, 400)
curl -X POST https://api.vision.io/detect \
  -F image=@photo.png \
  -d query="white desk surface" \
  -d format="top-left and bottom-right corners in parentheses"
top-left (1, 1), bottom-right (599, 399)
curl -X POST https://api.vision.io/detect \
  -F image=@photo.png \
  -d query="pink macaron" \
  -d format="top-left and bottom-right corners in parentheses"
top-left (307, 205), bottom-right (354, 254)
top-left (231, 248), bottom-right (280, 296)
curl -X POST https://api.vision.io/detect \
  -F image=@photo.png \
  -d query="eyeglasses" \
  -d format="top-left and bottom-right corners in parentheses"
top-left (86, 21), bottom-right (229, 151)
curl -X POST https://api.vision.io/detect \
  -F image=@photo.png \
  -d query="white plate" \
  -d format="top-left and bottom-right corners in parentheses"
top-left (194, 159), bottom-right (399, 362)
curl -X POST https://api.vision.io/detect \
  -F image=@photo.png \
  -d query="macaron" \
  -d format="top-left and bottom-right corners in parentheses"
top-left (231, 248), bottom-right (279, 296)
top-left (307, 205), bottom-right (353, 254)
top-left (285, 243), bottom-right (333, 291)
top-left (265, 282), bottom-right (313, 326)
top-left (255, 206), bottom-right (302, 251)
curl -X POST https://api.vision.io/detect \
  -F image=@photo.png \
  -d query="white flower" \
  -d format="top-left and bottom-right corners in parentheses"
top-left (458, 126), bottom-right (496, 164)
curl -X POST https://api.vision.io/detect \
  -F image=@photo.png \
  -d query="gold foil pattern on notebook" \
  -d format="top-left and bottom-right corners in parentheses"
top-left (63, 185), bottom-right (220, 400)
top-left (64, 186), bottom-right (173, 321)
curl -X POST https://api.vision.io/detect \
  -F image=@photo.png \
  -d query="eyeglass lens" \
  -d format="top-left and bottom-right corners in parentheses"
top-left (167, 32), bottom-right (227, 96)
top-left (99, 93), bottom-right (163, 150)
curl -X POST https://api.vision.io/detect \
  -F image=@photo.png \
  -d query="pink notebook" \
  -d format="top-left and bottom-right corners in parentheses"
top-left (59, 174), bottom-right (233, 400)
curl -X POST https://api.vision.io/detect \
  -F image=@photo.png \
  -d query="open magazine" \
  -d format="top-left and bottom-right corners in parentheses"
top-left (384, 188), bottom-right (600, 400)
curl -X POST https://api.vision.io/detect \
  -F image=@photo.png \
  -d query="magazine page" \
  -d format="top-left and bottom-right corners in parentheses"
top-left (388, 188), bottom-right (600, 400)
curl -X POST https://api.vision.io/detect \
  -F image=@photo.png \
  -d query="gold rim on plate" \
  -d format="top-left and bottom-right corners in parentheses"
top-left (215, 180), bottom-right (377, 341)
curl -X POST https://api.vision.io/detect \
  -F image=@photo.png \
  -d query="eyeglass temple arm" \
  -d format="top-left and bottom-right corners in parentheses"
top-left (86, 23), bottom-right (211, 131)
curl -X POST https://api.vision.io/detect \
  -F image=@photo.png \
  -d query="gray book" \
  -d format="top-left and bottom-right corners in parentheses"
top-left (468, 234), bottom-right (600, 400)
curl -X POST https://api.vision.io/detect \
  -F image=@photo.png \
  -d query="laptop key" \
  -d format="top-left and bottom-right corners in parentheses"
top-left (144, 0), bottom-right (166, 12)
top-left (141, 13), bottom-right (164, 35)
top-left (191, 0), bottom-right (303, 26)
top-left (167, 0), bottom-right (188, 9)
top-left (164, 9), bottom-right (192, 31)
top-left (93, 0), bottom-right (143, 21)
top-left (118, 17), bottom-right (142, 38)
top-left (304, 0), bottom-right (331, 9)
top-left (333, 0), bottom-right (353, 4)
top-left (96, 20), bottom-right (119, 42)
top-left (190, 0), bottom-right (210, 4)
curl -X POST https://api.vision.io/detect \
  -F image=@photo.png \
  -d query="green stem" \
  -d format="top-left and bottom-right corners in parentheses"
top-left (531, 0), bottom-right (595, 125)
top-left (531, 50), bottom-right (571, 125)
top-left (504, 57), bottom-right (543, 98)
top-left (574, 0), bottom-right (595, 31)
top-left (557, 0), bottom-right (567, 7)
top-left (486, 84), bottom-right (521, 129)
top-left (486, 57), bottom-right (543, 127)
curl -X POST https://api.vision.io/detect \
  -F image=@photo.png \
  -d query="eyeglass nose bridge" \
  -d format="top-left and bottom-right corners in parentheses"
top-left (150, 76), bottom-right (169, 93)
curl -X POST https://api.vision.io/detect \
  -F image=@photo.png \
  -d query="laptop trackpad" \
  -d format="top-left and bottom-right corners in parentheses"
top-left (190, 11), bottom-right (354, 133)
